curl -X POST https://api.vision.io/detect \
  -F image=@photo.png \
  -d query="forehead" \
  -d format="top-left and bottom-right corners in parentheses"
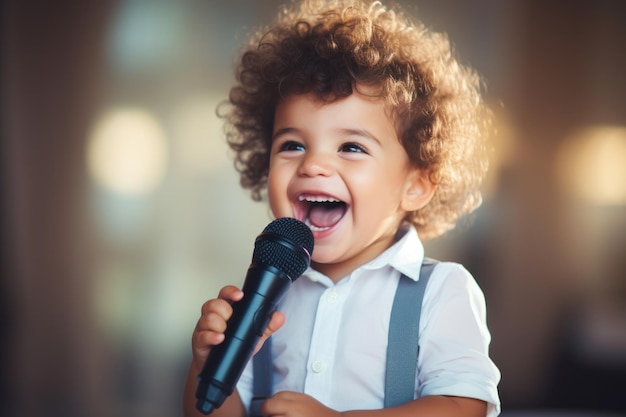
top-left (273, 92), bottom-right (397, 137)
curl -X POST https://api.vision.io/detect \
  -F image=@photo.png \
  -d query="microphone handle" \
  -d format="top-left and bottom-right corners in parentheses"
top-left (196, 264), bottom-right (292, 414)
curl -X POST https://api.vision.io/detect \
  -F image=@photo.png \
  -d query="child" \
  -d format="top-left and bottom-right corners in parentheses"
top-left (183, 0), bottom-right (500, 416)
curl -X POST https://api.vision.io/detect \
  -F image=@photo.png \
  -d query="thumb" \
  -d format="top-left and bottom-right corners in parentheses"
top-left (254, 311), bottom-right (285, 354)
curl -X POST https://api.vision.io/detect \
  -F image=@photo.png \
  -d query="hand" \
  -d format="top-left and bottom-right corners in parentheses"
top-left (260, 391), bottom-right (342, 417)
top-left (191, 285), bottom-right (286, 373)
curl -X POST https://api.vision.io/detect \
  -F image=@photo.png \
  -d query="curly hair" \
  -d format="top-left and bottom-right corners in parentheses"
top-left (221, 0), bottom-right (490, 239)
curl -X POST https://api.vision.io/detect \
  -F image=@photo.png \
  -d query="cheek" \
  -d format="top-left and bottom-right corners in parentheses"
top-left (348, 164), bottom-right (396, 193)
top-left (352, 166), bottom-right (409, 211)
top-left (267, 169), bottom-right (289, 212)
top-left (267, 160), bottom-right (280, 190)
top-left (266, 173), bottom-right (279, 203)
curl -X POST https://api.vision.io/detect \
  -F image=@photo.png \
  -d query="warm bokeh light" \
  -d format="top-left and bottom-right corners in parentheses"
top-left (170, 95), bottom-right (229, 175)
top-left (555, 126), bottom-right (626, 205)
top-left (87, 108), bottom-right (168, 195)
top-left (482, 103), bottom-right (518, 200)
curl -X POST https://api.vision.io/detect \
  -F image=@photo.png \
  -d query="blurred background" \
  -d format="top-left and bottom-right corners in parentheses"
top-left (2, 0), bottom-right (625, 416)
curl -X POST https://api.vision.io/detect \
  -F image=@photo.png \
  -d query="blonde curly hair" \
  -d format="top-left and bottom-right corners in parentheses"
top-left (221, 0), bottom-right (490, 239)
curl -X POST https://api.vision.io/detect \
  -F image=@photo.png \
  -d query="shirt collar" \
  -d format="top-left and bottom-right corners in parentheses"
top-left (361, 223), bottom-right (424, 281)
top-left (303, 223), bottom-right (425, 284)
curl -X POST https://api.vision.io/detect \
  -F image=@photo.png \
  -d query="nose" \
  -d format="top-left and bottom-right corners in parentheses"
top-left (297, 149), bottom-right (334, 177)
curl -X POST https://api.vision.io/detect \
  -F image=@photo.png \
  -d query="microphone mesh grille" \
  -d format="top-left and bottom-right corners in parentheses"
top-left (253, 218), bottom-right (313, 279)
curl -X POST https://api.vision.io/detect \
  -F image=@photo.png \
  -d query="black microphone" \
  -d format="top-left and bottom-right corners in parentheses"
top-left (195, 217), bottom-right (314, 414)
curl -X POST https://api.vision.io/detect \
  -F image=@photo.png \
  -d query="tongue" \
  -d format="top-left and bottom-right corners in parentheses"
top-left (308, 203), bottom-right (346, 229)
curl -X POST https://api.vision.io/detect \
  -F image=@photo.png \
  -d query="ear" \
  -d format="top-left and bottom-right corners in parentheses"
top-left (401, 169), bottom-right (436, 212)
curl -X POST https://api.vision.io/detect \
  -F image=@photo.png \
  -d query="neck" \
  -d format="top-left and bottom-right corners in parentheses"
top-left (310, 229), bottom-right (401, 283)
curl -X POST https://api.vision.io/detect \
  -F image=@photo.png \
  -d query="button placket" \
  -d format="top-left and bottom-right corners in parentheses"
top-left (311, 360), bottom-right (326, 373)
top-left (326, 290), bottom-right (340, 304)
top-left (304, 285), bottom-right (348, 401)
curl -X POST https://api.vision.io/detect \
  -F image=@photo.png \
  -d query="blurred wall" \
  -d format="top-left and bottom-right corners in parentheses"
top-left (2, 1), bottom-right (625, 416)
top-left (2, 2), bottom-right (119, 416)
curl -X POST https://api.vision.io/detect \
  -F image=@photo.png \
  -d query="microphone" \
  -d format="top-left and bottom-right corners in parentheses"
top-left (195, 217), bottom-right (314, 414)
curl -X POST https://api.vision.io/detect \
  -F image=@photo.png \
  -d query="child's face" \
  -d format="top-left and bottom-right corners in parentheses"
top-left (268, 92), bottom-right (428, 281)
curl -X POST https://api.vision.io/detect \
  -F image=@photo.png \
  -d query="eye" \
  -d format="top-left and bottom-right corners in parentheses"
top-left (277, 140), bottom-right (305, 152)
top-left (339, 142), bottom-right (367, 154)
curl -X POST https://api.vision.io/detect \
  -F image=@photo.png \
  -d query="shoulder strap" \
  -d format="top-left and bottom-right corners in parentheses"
top-left (384, 258), bottom-right (437, 408)
top-left (251, 258), bottom-right (438, 415)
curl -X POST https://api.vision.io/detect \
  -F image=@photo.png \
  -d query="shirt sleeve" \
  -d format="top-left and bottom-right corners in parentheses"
top-left (417, 262), bottom-right (501, 416)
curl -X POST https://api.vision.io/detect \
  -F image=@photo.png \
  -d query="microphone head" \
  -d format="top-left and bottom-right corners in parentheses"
top-left (253, 217), bottom-right (314, 280)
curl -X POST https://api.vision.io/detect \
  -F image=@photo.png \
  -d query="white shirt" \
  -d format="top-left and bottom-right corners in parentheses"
top-left (237, 225), bottom-right (501, 416)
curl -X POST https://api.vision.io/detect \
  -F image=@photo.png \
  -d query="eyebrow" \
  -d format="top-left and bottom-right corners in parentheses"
top-left (338, 128), bottom-right (382, 146)
top-left (272, 127), bottom-right (382, 146)
top-left (272, 127), bottom-right (299, 141)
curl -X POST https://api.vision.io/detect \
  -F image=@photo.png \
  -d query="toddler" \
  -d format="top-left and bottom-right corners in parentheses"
top-left (183, 1), bottom-right (501, 416)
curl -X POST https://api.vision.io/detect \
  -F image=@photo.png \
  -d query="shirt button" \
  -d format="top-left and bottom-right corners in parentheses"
top-left (311, 360), bottom-right (326, 373)
top-left (326, 291), bottom-right (339, 303)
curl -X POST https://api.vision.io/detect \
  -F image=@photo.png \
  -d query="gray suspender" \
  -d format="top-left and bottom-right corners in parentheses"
top-left (251, 339), bottom-right (273, 416)
top-left (384, 258), bottom-right (436, 407)
top-left (250, 259), bottom-right (437, 415)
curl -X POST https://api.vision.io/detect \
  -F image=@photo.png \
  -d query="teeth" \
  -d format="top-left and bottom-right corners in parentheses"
top-left (304, 218), bottom-right (331, 232)
top-left (297, 194), bottom-right (344, 232)
top-left (298, 195), bottom-right (341, 203)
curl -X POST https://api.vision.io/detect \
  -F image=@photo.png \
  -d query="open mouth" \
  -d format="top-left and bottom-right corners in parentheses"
top-left (297, 195), bottom-right (347, 232)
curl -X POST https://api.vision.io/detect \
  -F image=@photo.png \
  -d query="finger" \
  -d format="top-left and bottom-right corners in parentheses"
top-left (195, 310), bottom-right (230, 335)
top-left (193, 303), bottom-right (234, 355)
top-left (192, 325), bottom-right (226, 355)
top-left (194, 286), bottom-right (242, 343)
top-left (191, 328), bottom-right (224, 373)
top-left (197, 300), bottom-right (234, 327)
top-left (217, 285), bottom-right (244, 302)
top-left (265, 311), bottom-right (286, 336)
top-left (191, 286), bottom-right (243, 374)
top-left (199, 285), bottom-right (243, 316)
top-left (199, 297), bottom-right (233, 319)
top-left (254, 311), bottom-right (286, 355)
top-left (260, 391), bottom-right (297, 416)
